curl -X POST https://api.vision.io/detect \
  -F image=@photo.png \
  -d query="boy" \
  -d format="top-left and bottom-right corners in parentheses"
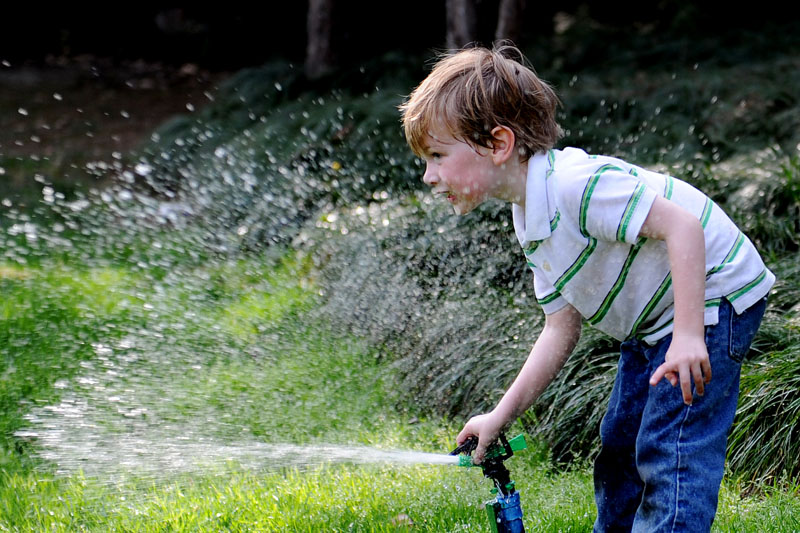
top-left (399, 44), bottom-right (774, 532)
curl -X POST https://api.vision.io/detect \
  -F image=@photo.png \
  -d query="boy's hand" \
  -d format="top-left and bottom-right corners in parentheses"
top-left (456, 410), bottom-right (505, 464)
top-left (649, 333), bottom-right (711, 405)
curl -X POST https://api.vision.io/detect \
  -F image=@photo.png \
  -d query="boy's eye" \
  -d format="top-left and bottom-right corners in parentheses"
top-left (430, 152), bottom-right (442, 160)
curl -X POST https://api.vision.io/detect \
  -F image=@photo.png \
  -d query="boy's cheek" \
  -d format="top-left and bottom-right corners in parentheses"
top-left (452, 198), bottom-right (478, 215)
top-left (450, 199), bottom-right (465, 215)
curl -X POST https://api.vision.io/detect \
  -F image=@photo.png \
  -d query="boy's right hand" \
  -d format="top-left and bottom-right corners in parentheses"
top-left (456, 410), bottom-right (506, 464)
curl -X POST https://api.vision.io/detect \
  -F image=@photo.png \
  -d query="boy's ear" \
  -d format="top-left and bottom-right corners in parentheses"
top-left (489, 126), bottom-right (516, 165)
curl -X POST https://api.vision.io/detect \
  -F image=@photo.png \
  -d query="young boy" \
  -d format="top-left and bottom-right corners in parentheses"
top-left (399, 44), bottom-right (774, 532)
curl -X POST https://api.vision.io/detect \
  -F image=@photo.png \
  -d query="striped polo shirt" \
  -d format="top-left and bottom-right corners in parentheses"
top-left (512, 147), bottom-right (775, 343)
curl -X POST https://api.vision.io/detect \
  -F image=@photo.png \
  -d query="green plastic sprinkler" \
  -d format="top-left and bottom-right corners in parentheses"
top-left (450, 433), bottom-right (527, 533)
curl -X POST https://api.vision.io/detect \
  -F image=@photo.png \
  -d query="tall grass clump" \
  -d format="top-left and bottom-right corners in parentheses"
top-left (302, 196), bottom-right (541, 418)
top-left (725, 253), bottom-right (800, 486)
top-left (109, 21), bottom-right (800, 484)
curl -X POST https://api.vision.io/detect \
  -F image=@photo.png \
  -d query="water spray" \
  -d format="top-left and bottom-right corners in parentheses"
top-left (451, 433), bottom-right (527, 533)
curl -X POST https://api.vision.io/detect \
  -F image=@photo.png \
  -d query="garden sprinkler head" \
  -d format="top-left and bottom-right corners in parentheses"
top-left (450, 433), bottom-right (528, 533)
top-left (449, 433), bottom-right (527, 496)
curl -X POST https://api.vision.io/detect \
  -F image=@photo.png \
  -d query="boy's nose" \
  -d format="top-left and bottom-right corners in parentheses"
top-left (422, 164), bottom-right (438, 186)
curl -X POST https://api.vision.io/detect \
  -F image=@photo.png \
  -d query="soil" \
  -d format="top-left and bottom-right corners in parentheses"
top-left (0, 55), bottom-right (232, 204)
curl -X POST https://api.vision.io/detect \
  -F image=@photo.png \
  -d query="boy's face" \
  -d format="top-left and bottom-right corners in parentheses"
top-left (420, 127), bottom-right (501, 215)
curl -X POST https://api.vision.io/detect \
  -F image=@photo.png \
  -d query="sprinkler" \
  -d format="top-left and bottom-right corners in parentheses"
top-left (450, 433), bottom-right (527, 533)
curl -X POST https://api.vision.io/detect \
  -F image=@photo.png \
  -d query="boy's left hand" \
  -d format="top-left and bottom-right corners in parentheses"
top-left (649, 333), bottom-right (711, 405)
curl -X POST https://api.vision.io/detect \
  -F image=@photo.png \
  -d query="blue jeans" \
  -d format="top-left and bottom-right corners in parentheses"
top-left (593, 297), bottom-right (767, 533)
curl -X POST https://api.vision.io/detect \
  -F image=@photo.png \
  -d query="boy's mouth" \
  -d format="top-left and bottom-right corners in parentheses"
top-left (434, 189), bottom-right (455, 202)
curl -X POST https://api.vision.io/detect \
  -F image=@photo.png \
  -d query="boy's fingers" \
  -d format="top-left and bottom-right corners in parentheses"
top-left (680, 365), bottom-right (693, 404)
top-left (473, 443), bottom-right (486, 464)
top-left (649, 364), bottom-right (668, 386)
top-left (650, 355), bottom-right (711, 404)
top-left (457, 427), bottom-right (478, 446)
top-left (650, 363), bottom-right (679, 387)
top-left (456, 424), bottom-right (476, 446)
top-left (702, 360), bottom-right (712, 383)
top-left (693, 363), bottom-right (705, 396)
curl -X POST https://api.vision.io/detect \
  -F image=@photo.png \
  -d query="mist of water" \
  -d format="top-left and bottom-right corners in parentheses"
top-left (4, 57), bottom-right (791, 488)
top-left (19, 420), bottom-right (459, 481)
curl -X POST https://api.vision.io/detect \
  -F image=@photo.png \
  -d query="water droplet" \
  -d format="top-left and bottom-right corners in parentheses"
top-left (134, 163), bottom-right (153, 176)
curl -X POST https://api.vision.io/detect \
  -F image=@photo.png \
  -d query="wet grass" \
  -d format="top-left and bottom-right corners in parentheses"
top-left (0, 263), bottom-right (147, 471)
top-left (2, 256), bottom-right (799, 531)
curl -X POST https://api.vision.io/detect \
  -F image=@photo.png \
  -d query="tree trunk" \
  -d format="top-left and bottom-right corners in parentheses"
top-left (305, 0), bottom-right (336, 79)
top-left (495, 0), bottom-right (526, 45)
top-left (446, 0), bottom-right (477, 49)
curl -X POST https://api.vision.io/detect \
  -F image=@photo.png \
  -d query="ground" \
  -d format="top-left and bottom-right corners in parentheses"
top-left (0, 55), bottom-right (231, 204)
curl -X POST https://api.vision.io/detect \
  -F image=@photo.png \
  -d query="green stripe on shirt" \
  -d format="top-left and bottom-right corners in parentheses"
top-left (523, 241), bottom-right (540, 255)
top-left (537, 291), bottom-right (562, 305)
top-left (588, 239), bottom-right (645, 325)
top-left (617, 182), bottom-right (648, 242)
top-left (728, 269), bottom-right (768, 302)
top-left (546, 150), bottom-right (556, 178)
top-left (638, 298), bottom-right (723, 338)
top-left (579, 164), bottom-right (623, 236)
top-left (555, 237), bottom-right (597, 291)
top-left (557, 164), bottom-right (622, 292)
top-left (665, 176), bottom-right (675, 199)
top-left (708, 232), bottom-right (745, 276)
top-left (550, 210), bottom-right (561, 232)
top-left (631, 273), bottom-right (673, 336)
top-left (700, 198), bottom-right (714, 228)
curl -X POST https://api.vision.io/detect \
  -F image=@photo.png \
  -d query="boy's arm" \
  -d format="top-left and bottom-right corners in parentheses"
top-left (639, 196), bottom-right (710, 405)
top-left (457, 303), bottom-right (582, 463)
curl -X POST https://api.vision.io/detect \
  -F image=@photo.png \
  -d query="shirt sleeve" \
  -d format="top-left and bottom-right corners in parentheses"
top-left (575, 166), bottom-right (659, 245)
top-left (533, 272), bottom-right (569, 315)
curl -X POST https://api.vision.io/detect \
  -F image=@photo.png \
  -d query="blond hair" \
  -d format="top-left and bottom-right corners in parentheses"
top-left (399, 43), bottom-right (561, 161)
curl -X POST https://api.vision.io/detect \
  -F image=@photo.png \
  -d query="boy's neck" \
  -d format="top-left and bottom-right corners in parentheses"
top-left (492, 157), bottom-right (528, 209)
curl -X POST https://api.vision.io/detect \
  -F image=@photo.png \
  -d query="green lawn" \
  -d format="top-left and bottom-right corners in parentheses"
top-left (1, 257), bottom-right (799, 532)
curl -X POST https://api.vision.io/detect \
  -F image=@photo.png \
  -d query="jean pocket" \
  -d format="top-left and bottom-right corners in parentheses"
top-left (728, 297), bottom-right (767, 362)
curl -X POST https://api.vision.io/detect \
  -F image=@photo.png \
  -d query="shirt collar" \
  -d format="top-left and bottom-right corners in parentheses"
top-left (512, 151), bottom-right (551, 248)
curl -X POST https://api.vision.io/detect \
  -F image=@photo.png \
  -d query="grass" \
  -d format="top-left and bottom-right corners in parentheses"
top-left (0, 262), bottom-right (147, 471)
top-left (0, 458), bottom-right (590, 532)
top-left (2, 254), bottom-right (799, 531)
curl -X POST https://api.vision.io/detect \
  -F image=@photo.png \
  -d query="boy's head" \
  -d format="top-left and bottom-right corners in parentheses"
top-left (399, 43), bottom-right (561, 162)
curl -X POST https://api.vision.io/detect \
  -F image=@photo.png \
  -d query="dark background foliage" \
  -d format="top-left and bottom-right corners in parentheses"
top-left (3, 2), bottom-right (799, 70)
